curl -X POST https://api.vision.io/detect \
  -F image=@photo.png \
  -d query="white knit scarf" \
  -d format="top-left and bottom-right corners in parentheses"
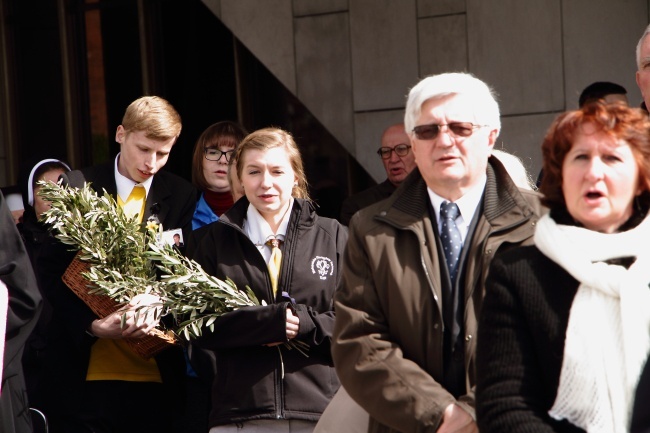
top-left (534, 213), bottom-right (650, 432)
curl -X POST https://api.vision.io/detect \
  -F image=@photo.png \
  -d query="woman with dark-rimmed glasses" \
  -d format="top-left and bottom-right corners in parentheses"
top-left (190, 121), bottom-right (248, 230)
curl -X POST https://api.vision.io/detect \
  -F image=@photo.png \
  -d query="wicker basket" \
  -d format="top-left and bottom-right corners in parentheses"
top-left (62, 253), bottom-right (177, 359)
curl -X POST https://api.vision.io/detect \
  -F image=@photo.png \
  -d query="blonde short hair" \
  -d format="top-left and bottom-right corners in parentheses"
top-left (121, 96), bottom-right (182, 140)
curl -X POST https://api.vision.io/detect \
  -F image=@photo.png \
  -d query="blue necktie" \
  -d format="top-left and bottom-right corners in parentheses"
top-left (440, 201), bottom-right (462, 285)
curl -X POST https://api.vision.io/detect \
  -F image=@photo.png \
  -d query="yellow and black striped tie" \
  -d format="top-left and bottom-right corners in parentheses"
top-left (265, 238), bottom-right (282, 296)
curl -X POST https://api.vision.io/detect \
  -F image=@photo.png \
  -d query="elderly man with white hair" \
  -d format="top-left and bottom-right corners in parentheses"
top-left (636, 23), bottom-right (650, 110)
top-left (332, 72), bottom-right (543, 433)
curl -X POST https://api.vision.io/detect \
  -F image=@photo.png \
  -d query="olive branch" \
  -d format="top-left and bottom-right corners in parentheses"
top-left (38, 180), bottom-right (309, 356)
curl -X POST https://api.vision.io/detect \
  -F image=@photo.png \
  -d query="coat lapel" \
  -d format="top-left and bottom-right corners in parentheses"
top-left (145, 174), bottom-right (173, 226)
top-left (379, 171), bottom-right (445, 318)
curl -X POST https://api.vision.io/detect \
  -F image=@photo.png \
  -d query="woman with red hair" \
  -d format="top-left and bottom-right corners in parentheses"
top-left (476, 102), bottom-right (650, 433)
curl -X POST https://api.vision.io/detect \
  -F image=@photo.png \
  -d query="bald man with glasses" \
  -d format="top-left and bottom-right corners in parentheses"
top-left (332, 73), bottom-right (543, 433)
top-left (339, 123), bottom-right (416, 225)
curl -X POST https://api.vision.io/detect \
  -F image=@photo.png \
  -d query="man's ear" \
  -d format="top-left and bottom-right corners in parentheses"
top-left (409, 135), bottom-right (418, 159)
top-left (115, 125), bottom-right (125, 144)
top-left (487, 129), bottom-right (498, 153)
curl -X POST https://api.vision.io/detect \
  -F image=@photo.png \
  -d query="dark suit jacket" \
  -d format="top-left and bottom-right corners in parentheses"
top-left (0, 191), bottom-right (42, 433)
top-left (68, 162), bottom-right (196, 239)
top-left (339, 179), bottom-right (396, 225)
top-left (36, 162), bottom-right (196, 421)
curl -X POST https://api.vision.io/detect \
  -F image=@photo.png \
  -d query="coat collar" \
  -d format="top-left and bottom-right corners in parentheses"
top-left (377, 156), bottom-right (538, 231)
top-left (145, 173), bottom-right (173, 223)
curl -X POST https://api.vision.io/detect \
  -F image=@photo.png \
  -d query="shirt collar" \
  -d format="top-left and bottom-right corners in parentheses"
top-left (114, 153), bottom-right (153, 201)
top-left (427, 174), bottom-right (486, 242)
top-left (244, 198), bottom-right (294, 246)
top-left (244, 199), bottom-right (294, 263)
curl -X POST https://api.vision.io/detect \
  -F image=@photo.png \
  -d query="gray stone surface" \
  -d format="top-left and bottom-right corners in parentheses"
top-left (349, 0), bottom-right (419, 111)
top-left (417, 0), bottom-right (466, 17)
top-left (354, 109), bottom-right (406, 182)
top-left (498, 112), bottom-right (560, 178)
top-left (201, 0), bottom-right (221, 18)
top-left (467, 0), bottom-right (564, 116)
top-left (419, 15), bottom-right (468, 77)
top-left (562, 0), bottom-right (646, 109)
top-left (292, 0), bottom-right (348, 16)
top-left (209, 0), bottom-right (650, 188)
top-left (295, 13), bottom-right (354, 150)
top-left (220, 0), bottom-right (296, 92)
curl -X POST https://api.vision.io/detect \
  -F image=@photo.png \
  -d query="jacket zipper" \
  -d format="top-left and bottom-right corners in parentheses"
top-left (376, 216), bottom-right (442, 317)
top-left (221, 210), bottom-right (304, 420)
top-left (276, 346), bottom-right (285, 419)
top-left (272, 209), bottom-right (301, 420)
top-left (222, 219), bottom-right (287, 419)
top-left (376, 212), bottom-right (533, 335)
top-left (220, 220), bottom-right (276, 301)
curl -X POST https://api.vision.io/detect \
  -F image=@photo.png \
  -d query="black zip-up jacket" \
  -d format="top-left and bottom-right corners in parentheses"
top-left (189, 197), bottom-right (347, 427)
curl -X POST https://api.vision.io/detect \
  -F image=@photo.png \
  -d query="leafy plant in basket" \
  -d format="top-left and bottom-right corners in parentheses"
top-left (38, 180), bottom-right (309, 357)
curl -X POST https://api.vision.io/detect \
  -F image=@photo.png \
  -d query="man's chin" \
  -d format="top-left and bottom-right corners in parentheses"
top-left (388, 170), bottom-right (407, 184)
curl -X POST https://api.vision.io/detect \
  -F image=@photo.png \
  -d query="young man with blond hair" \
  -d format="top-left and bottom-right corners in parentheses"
top-left (39, 96), bottom-right (196, 433)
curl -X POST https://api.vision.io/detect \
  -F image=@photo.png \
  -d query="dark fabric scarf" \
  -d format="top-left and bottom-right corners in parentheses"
top-left (204, 189), bottom-right (234, 217)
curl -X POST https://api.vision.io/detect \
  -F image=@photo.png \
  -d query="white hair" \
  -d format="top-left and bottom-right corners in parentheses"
top-left (636, 23), bottom-right (650, 69)
top-left (404, 72), bottom-right (501, 137)
top-left (492, 149), bottom-right (534, 190)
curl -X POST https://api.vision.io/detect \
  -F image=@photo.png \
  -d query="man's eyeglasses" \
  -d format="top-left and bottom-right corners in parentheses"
top-left (412, 122), bottom-right (488, 140)
top-left (377, 144), bottom-right (412, 160)
top-left (204, 148), bottom-right (234, 162)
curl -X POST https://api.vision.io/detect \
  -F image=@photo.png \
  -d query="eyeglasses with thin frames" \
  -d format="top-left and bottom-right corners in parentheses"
top-left (412, 122), bottom-right (488, 140)
top-left (204, 148), bottom-right (234, 162)
top-left (377, 144), bottom-right (412, 160)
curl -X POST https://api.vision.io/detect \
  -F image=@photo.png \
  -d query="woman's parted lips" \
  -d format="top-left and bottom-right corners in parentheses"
top-left (584, 188), bottom-right (605, 199)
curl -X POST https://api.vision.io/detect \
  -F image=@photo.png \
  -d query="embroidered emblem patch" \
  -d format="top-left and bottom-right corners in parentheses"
top-left (311, 256), bottom-right (334, 280)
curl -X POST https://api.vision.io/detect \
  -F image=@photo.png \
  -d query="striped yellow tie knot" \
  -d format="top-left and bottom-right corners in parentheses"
top-left (265, 238), bottom-right (283, 296)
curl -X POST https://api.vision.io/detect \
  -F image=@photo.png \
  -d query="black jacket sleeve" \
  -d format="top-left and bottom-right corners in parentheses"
top-left (196, 302), bottom-right (291, 350)
top-left (0, 191), bottom-right (42, 374)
